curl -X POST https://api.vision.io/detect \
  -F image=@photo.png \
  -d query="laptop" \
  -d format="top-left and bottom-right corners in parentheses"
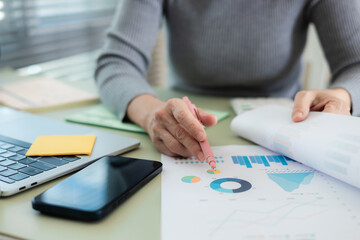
top-left (0, 106), bottom-right (140, 197)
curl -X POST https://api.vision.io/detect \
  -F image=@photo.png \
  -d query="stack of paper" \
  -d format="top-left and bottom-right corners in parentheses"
top-left (231, 105), bottom-right (360, 189)
top-left (0, 77), bottom-right (98, 112)
top-left (230, 97), bottom-right (294, 115)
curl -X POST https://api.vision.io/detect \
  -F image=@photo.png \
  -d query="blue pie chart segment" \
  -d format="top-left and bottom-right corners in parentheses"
top-left (210, 178), bottom-right (252, 193)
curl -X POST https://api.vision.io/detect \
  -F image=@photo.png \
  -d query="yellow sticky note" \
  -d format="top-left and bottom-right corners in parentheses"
top-left (26, 135), bottom-right (96, 156)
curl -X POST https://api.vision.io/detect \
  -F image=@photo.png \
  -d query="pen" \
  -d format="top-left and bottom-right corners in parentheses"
top-left (182, 96), bottom-right (217, 169)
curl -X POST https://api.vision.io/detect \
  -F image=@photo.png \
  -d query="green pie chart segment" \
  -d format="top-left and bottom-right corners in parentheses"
top-left (181, 176), bottom-right (201, 183)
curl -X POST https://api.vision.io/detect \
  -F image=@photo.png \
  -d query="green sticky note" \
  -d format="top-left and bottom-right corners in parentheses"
top-left (66, 105), bottom-right (145, 133)
top-left (66, 105), bottom-right (229, 134)
top-left (205, 109), bottom-right (230, 123)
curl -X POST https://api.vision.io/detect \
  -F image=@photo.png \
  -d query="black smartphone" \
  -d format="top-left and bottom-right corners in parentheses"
top-left (32, 156), bottom-right (162, 221)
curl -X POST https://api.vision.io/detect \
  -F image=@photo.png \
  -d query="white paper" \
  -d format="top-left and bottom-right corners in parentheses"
top-left (231, 105), bottom-right (360, 189)
top-left (0, 77), bottom-right (98, 111)
top-left (161, 145), bottom-right (360, 240)
top-left (230, 97), bottom-right (294, 115)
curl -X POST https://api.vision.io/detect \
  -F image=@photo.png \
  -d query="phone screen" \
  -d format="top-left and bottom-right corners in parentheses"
top-left (32, 156), bottom-right (162, 221)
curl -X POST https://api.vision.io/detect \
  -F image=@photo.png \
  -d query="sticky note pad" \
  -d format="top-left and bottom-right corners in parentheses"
top-left (26, 135), bottom-right (96, 156)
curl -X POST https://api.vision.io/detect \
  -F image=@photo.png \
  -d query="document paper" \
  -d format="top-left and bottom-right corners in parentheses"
top-left (0, 77), bottom-right (98, 111)
top-left (161, 145), bottom-right (360, 240)
top-left (231, 105), bottom-right (360, 189)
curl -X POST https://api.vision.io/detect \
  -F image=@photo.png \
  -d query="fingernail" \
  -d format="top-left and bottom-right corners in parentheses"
top-left (200, 111), bottom-right (210, 117)
top-left (293, 112), bottom-right (303, 119)
top-left (197, 152), bottom-right (204, 162)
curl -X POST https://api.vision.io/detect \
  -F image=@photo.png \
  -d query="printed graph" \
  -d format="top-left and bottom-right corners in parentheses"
top-left (175, 156), bottom-right (225, 165)
top-left (210, 200), bottom-right (326, 235)
top-left (181, 176), bottom-right (201, 183)
top-left (210, 178), bottom-right (252, 193)
top-left (267, 170), bottom-right (315, 192)
top-left (231, 155), bottom-right (294, 168)
top-left (207, 169), bottom-right (221, 174)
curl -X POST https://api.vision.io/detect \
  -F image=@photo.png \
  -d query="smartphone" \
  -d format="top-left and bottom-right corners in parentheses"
top-left (32, 155), bottom-right (162, 221)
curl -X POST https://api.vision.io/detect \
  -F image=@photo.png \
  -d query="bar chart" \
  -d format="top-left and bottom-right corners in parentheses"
top-left (231, 155), bottom-right (294, 168)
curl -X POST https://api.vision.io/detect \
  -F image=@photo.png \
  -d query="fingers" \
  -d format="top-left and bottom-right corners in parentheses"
top-left (291, 89), bottom-right (352, 123)
top-left (197, 108), bottom-right (218, 127)
top-left (153, 138), bottom-right (178, 158)
top-left (323, 99), bottom-right (351, 115)
top-left (147, 98), bottom-right (207, 160)
top-left (153, 130), bottom-right (192, 157)
top-left (165, 122), bottom-right (204, 160)
top-left (155, 103), bottom-right (205, 160)
top-left (292, 91), bottom-right (316, 122)
top-left (168, 99), bottom-right (206, 142)
top-left (150, 121), bottom-right (192, 158)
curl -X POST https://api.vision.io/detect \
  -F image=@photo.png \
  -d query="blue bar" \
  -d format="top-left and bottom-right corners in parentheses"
top-left (237, 156), bottom-right (245, 165)
top-left (255, 156), bottom-right (263, 164)
top-left (278, 155), bottom-right (288, 165)
top-left (249, 156), bottom-right (257, 163)
top-left (243, 156), bottom-right (252, 168)
top-left (261, 156), bottom-right (270, 167)
top-left (267, 155), bottom-right (274, 162)
top-left (231, 156), bottom-right (238, 164)
top-left (274, 155), bottom-right (280, 163)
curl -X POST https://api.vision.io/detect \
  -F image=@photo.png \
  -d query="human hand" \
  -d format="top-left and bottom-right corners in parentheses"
top-left (127, 95), bottom-right (217, 160)
top-left (292, 88), bottom-right (352, 122)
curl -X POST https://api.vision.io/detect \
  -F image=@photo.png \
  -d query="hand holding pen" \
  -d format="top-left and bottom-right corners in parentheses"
top-left (126, 94), bottom-right (218, 162)
top-left (182, 96), bottom-right (217, 169)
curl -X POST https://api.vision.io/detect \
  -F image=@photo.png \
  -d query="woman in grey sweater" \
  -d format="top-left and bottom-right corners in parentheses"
top-left (95, 0), bottom-right (359, 161)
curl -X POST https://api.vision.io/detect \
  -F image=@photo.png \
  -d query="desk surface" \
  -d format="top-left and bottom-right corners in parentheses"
top-left (0, 86), bottom-right (251, 240)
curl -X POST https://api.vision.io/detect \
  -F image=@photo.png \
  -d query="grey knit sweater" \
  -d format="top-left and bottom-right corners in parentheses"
top-left (95, 0), bottom-right (360, 119)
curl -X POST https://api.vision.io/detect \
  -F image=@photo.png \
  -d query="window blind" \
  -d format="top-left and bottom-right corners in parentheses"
top-left (0, 0), bottom-right (117, 68)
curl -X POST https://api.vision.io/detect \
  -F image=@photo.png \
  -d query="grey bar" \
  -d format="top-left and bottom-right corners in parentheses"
top-left (324, 161), bottom-right (348, 175)
top-left (331, 140), bottom-right (359, 154)
top-left (326, 150), bottom-right (351, 165)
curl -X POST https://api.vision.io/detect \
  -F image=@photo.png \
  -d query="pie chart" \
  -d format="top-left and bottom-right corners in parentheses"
top-left (210, 178), bottom-right (252, 193)
top-left (207, 169), bottom-right (221, 174)
top-left (181, 176), bottom-right (201, 183)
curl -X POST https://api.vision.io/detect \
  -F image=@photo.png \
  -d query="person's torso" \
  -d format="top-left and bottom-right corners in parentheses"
top-left (164, 0), bottom-right (313, 96)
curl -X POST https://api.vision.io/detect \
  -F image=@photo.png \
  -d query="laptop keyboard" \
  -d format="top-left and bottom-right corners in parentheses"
top-left (0, 135), bottom-right (80, 184)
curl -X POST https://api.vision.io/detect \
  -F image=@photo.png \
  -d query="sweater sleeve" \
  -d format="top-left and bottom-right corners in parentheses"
top-left (95, 0), bottom-right (164, 120)
top-left (309, 0), bottom-right (360, 116)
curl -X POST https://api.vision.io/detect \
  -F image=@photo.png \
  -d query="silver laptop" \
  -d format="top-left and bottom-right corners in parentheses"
top-left (0, 106), bottom-right (140, 197)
